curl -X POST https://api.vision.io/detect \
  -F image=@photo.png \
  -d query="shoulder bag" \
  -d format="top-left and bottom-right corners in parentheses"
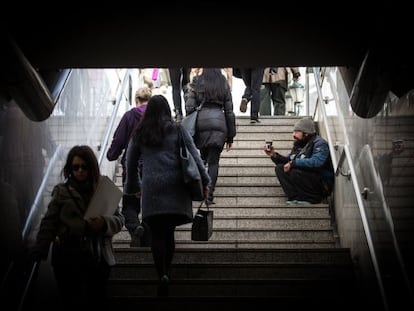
top-left (181, 102), bottom-right (204, 137)
top-left (178, 126), bottom-right (204, 201)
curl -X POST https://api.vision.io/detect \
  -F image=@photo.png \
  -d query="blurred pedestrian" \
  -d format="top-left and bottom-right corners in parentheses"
top-left (107, 86), bottom-right (152, 247)
top-left (239, 68), bottom-right (265, 123)
top-left (168, 68), bottom-right (191, 121)
top-left (260, 67), bottom-right (301, 116)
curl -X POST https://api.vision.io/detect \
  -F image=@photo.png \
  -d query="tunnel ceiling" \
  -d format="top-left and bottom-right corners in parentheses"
top-left (2, 2), bottom-right (412, 70)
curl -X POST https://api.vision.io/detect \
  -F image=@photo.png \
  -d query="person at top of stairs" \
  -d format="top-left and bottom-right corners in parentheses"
top-left (263, 117), bottom-right (334, 204)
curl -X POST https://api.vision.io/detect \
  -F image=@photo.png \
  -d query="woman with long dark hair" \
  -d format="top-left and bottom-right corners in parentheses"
top-left (124, 95), bottom-right (211, 296)
top-left (185, 68), bottom-right (237, 204)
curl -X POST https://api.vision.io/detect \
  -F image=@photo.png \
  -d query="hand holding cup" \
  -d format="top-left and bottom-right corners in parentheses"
top-left (264, 140), bottom-right (274, 156)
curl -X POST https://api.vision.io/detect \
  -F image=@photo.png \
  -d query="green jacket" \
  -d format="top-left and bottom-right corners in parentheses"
top-left (35, 182), bottom-right (124, 266)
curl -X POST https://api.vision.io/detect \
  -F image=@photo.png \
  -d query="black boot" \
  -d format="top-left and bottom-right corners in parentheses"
top-left (174, 108), bottom-right (183, 122)
top-left (176, 113), bottom-right (183, 122)
top-left (206, 192), bottom-right (215, 205)
top-left (157, 275), bottom-right (170, 297)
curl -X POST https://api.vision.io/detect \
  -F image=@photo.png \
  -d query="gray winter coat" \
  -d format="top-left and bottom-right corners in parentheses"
top-left (124, 121), bottom-right (211, 226)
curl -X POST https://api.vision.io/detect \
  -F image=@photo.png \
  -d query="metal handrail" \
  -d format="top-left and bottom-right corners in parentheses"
top-left (312, 67), bottom-right (388, 310)
top-left (362, 144), bottom-right (414, 304)
top-left (51, 69), bottom-right (72, 104)
top-left (98, 69), bottom-right (131, 166)
top-left (17, 69), bottom-right (131, 310)
top-left (22, 144), bottom-right (64, 241)
top-left (17, 262), bottom-right (39, 311)
top-left (312, 67), bottom-right (338, 171)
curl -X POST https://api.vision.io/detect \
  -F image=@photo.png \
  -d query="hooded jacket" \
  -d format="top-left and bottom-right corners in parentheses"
top-left (107, 105), bottom-right (147, 181)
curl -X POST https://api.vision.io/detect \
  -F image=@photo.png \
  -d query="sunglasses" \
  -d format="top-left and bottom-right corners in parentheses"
top-left (71, 164), bottom-right (88, 171)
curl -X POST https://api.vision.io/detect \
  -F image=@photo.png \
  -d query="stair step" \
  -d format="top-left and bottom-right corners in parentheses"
top-left (114, 248), bottom-right (352, 264)
top-left (113, 240), bottom-right (337, 249)
top-left (115, 216), bottom-right (331, 231)
top-left (189, 205), bottom-right (330, 217)
top-left (213, 185), bottom-right (285, 196)
top-left (181, 216), bottom-right (332, 230)
top-left (193, 196), bottom-right (326, 205)
top-left (108, 278), bottom-right (356, 297)
top-left (231, 140), bottom-right (294, 149)
top-left (108, 295), bottom-right (359, 311)
top-left (217, 176), bottom-right (278, 184)
top-left (114, 227), bottom-right (335, 242)
top-left (111, 262), bottom-right (354, 280)
top-left (109, 115), bottom-right (356, 307)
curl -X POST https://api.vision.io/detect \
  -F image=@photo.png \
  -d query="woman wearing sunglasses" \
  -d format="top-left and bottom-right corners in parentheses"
top-left (31, 145), bottom-right (124, 309)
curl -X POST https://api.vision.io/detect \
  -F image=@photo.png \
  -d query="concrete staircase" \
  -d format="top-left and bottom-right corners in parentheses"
top-left (108, 116), bottom-right (361, 310)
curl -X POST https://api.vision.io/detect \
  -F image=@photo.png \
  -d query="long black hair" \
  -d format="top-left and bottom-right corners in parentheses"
top-left (63, 145), bottom-right (100, 184)
top-left (132, 94), bottom-right (173, 146)
top-left (193, 68), bottom-right (229, 103)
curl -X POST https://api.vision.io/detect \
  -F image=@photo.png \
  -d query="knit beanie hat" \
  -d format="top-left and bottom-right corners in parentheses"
top-left (294, 118), bottom-right (316, 134)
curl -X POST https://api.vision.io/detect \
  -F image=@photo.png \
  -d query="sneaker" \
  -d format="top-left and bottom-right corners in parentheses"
top-left (250, 118), bottom-right (260, 124)
top-left (129, 225), bottom-right (145, 247)
top-left (240, 98), bottom-right (248, 113)
top-left (286, 200), bottom-right (298, 205)
top-left (296, 200), bottom-right (311, 205)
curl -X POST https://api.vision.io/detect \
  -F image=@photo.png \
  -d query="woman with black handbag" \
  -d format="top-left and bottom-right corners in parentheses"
top-left (185, 68), bottom-right (237, 204)
top-left (124, 95), bottom-right (211, 296)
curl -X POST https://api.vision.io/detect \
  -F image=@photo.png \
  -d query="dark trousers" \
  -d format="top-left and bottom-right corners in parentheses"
top-left (240, 68), bottom-right (265, 120)
top-left (148, 218), bottom-right (176, 278)
top-left (275, 164), bottom-right (324, 203)
top-left (168, 68), bottom-right (190, 116)
top-left (53, 259), bottom-right (110, 310)
top-left (260, 83), bottom-right (287, 116)
top-left (122, 194), bottom-right (141, 234)
top-left (200, 146), bottom-right (222, 195)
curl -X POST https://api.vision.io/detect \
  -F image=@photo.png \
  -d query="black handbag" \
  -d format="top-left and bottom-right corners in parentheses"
top-left (178, 126), bottom-right (204, 201)
top-left (191, 201), bottom-right (213, 241)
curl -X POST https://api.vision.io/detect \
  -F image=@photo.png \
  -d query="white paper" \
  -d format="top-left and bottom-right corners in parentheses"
top-left (84, 175), bottom-right (122, 219)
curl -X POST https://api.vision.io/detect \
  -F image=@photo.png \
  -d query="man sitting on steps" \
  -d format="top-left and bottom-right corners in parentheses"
top-left (264, 117), bottom-right (334, 204)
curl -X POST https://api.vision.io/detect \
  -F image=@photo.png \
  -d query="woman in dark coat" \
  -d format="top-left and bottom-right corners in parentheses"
top-left (32, 145), bottom-right (124, 309)
top-left (185, 68), bottom-right (237, 204)
top-left (124, 95), bottom-right (211, 296)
